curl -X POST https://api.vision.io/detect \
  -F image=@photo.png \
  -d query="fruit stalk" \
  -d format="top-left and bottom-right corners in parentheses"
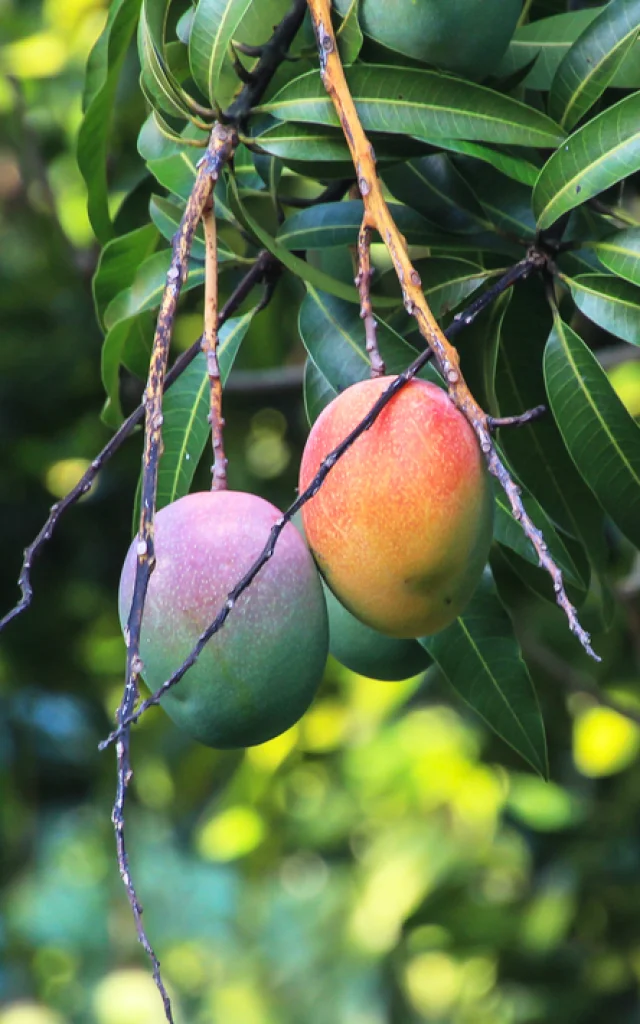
top-left (202, 200), bottom-right (228, 490)
top-left (355, 219), bottom-right (385, 377)
top-left (305, 0), bottom-right (598, 660)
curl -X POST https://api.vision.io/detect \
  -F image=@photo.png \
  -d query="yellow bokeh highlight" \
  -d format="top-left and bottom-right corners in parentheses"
top-left (245, 724), bottom-right (299, 773)
top-left (93, 969), bottom-right (178, 1024)
top-left (0, 1005), bottom-right (64, 1024)
top-left (608, 361), bottom-right (640, 418)
top-left (134, 757), bottom-right (175, 810)
top-left (44, 458), bottom-right (92, 500)
top-left (163, 942), bottom-right (212, 996)
top-left (507, 775), bottom-right (582, 831)
top-left (299, 700), bottom-right (348, 753)
top-left (573, 705), bottom-right (640, 777)
top-left (197, 805), bottom-right (265, 861)
top-left (209, 984), bottom-right (270, 1024)
top-left (403, 952), bottom-right (461, 1017)
top-left (2, 34), bottom-right (67, 79)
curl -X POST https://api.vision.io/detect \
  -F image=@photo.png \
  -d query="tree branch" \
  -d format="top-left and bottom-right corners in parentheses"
top-left (305, 0), bottom-right (598, 661)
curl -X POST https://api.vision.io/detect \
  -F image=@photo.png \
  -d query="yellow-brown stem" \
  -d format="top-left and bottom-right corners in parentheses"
top-left (356, 218), bottom-right (385, 377)
top-left (202, 201), bottom-right (228, 490)
top-left (306, 0), bottom-right (490, 440)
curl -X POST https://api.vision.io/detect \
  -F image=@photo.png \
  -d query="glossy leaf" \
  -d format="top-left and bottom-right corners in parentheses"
top-left (454, 291), bottom-right (510, 416)
top-left (304, 358), bottom-right (338, 425)
top-left (549, 0), bottom-right (640, 131)
top-left (229, 177), bottom-right (397, 306)
top-left (260, 66), bottom-right (566, 148)
top-left (277, 201), bottom-right (460, 251)
top-left (101, 311), bottom-right (155, 427)
top-left (157, 312), bottom-right (254, 510)
top-left (148, 195), bottom-right (246, 264)
top-left (545, 315), bottom-right (640, 549)
top-left (379, 257), bottom-right (491, 319)
top-left (189, 0), bottom-right (253, 108)
top-left (533, 92), bottom-right (640, 230)
top-left (78, 0), bottom-right (142, 242)
top-left (497, 9), bottom-right (640, 91)
top-left (298, 287), bottom-right (439, 393)
top-left (419, 569), bottom-right (548, 778)
top-left (101, 250), bottom-right (206, 425)
top-left (493, 487), bottom-right (586, 593)
top-left (93, 224), bottom-right (159, 330)
top-left (591, 229), bottom-right (640, 286)
top-left (454, 159), bottom-right (536, 241)
top-left (382, 155), bottom-right (489, 235)
top-left (494, 279), bottom-right (606, 560)
top-left (138, 0), bottom-right (192, 120)
top-left (564, 273), bottom-right (640, 347)
top-left (336, 0), bottom-right (363, 64)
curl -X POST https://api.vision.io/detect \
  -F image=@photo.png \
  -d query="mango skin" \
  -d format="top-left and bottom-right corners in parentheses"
top-left (340, 0), bottom-right (522, 80)
top-left (299, 377), bottom-right (493, 639)
top-left (291, 511), bottom-right (429, 679)
top-left (118, 491), bottom-right (329, 749)
top-left (323, 582), bottom-right (431, 680)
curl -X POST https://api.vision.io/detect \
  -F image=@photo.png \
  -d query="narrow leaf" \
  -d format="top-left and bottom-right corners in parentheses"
top-left (497, 9), bottom-right (640, 91)
top-left (78, 0), bottom-right (142, 242)
top-left (93, 224), bottom-right (159, 330)
top-left (304, 357), bottom-right (338, 425)
top-left (277, 201), bottom-right (461, 251)
top-left (549, 0), bottom-right (640, 130)
top-left (564, 272), bottom-right (640, 346)
top-left (298, 287), bottom-right (440, 393)
top-left (382, 154), bottom-right (489, 235)
top-left (533, 92), bottom-right (640, 230)
top-left (544, 314), bottom-right (640, 549)
top-left (591, 228), bottom-right (640, 286)
top-left (157, 311), bottom-right (254, 508)
top-left (336, 0), bottom-right (363, 64)
top-left (189, 0), bottom-right (253, 108)
top-left (260, 65), bottom-right (565, 148)
top-left (419, 569), bottom-right (548, 778)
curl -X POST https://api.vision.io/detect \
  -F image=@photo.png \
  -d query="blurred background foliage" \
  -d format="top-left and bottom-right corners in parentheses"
top-left (2, 2), bottom-right (640, 1023)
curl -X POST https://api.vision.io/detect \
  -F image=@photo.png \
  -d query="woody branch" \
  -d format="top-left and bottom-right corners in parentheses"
top-left (305, 0), bottom-right (598, 662)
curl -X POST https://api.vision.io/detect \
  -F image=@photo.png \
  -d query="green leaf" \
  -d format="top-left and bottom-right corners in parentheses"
top-left (497, 9), bottom-right (640, 91)
top-left (101, 311), bottom-right (155, 427)
top-left (78, 0), bottom-right (142, 242)
top-left (382, 154), bottom-right (489, 235)
top-left (533, 92), bottom-right (640, 230)
top-left (276, 201), bottom-right (463, 251)
top-left (423, 139), bottom-right (540, 188)
top-left (564, 272), bottom-right (640, 347)
top-left (454, 158), bottom-right (536, 240)
top-left (101, 249), bottom-right (206, 425)
top-left (493, 483), bottom-right (587, 593)
top-left (548, 0), bottom-right (640, 131)
top-left (228, 176), bottom-right (396, 306)
top-left (156, 311), bottom-right (254, 509)
top-left (419, 569), bottom-right (548, 777)
top-left (260, 66), bottom-right (565, 148)
top-left (104, 250), bottom-right (205, 329)
top-left (494, 279), bottom-right (606, 559)
top-left (454, 291), bottom-right (510, 415)
top-left (336, 0), bottom-right (363, 64)
top-left (93, 224), bottom-right (159, 330)
top-left (298, 287), bottom-right (439, 393)
top-left (544, 314), bottom-right (640, 550)
top-left (189, 0), bottom-right (253, 108)
top-left (379, 257), bottom-right (491, 318)
top-left (591, 228), bottom-right (640, 286)
top-left (304, 358), bottom-right (338, 425)
top-left (148, 195), bottom-right (247, 263)
top-left (138, 0), bottom-right (193, 120)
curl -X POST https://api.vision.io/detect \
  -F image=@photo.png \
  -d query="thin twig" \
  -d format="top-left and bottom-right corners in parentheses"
top-left (202, 203), bottom-right (227, 489)
top-left (488, 406), bottom-right (547, 431)
top-left (305, 0), bottom-right (598, 661)
top-left (116, 125), bottom-right (236, 1023)
top-left (355, 219), bottom-right (385, 377)
top-left (0, 252), bottom-right (276, 636)
top-left (99, 254), bottom-right (551, 749)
